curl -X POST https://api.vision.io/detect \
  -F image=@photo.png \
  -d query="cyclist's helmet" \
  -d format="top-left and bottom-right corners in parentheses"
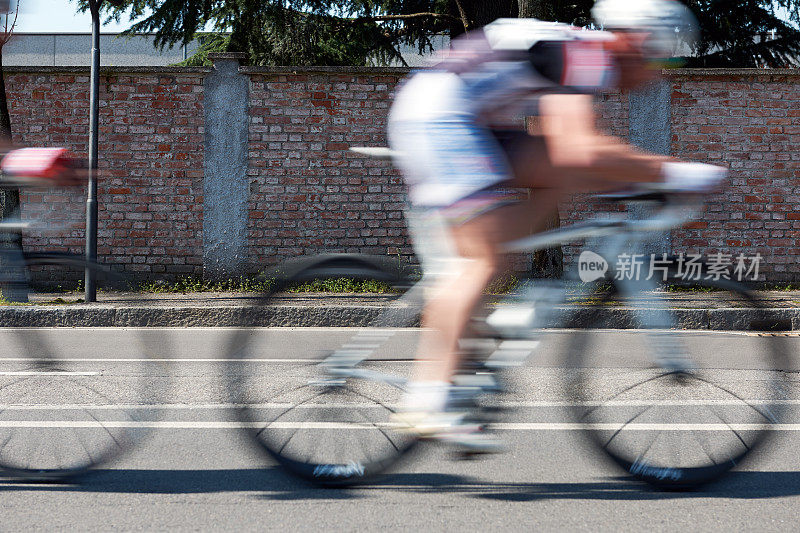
top-left (592, 0), bottom-right (699, 66)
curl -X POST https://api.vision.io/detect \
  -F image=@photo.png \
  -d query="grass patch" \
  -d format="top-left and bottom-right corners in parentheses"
top-left (485, 274), bottom-right (520, 295)
top-left (138, 276), bottom-right (276, 294)
top-left (758, 283), bottom-right (800, 291)
top-left (0, 294), bottom-right (85, 306)
top-left (45, 297), bottom-right (85, 305)
top-left (137, 275), bottom-right (396, 294)
top-left (0, 295), bottom-right (26, 306)
top-left (23, 272), bottom-right (561, 297)
top-left (285, 277), bottom-right (395, 294)
top-left (664, 284), bottom-right (723, 293)
top-left (666, 282), bottom-right (800, 293)
top-left (137, 274), bottom-right (521, 295)
top-left (29, 280), bottom-right (85, 294)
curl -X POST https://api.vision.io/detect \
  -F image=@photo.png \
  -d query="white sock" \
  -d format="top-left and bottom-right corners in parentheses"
top-left (486, 305), bottom-right (535, 332)
top-left (661, 162), bottom-right (727, 191)
top-left (402, 381), bottom-right (450, 413)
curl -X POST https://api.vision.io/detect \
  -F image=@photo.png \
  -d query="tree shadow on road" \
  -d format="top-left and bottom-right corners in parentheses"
top-left (0, 467), bottom-right (798, 503)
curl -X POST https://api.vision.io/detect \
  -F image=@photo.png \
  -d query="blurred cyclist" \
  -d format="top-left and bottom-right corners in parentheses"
top-left (387, 0), bottom-right (727, 438)
top-left (0, 146), bottom-right (82, 188)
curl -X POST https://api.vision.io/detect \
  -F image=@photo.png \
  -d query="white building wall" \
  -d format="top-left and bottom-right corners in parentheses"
top-left (4, 33), bottom-right (200, 67)
top-left (4, 32), bottom-right (446, 67)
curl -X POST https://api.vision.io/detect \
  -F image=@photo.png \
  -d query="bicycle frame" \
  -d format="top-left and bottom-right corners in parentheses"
top-left (322, 193), bottom-right (705, 382)
top-left (488, 194), bottom-right (701, 371)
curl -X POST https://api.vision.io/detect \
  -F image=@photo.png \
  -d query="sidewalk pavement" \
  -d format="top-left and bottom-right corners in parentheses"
top-left (1, 290), bottom-right (799, 330)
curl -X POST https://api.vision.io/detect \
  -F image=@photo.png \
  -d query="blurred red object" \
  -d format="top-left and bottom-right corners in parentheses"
top-left (1, 147), bottom-right (86, 186)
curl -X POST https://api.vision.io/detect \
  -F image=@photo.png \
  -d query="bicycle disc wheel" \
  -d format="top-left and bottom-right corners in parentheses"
top-left (0, 253), bottom-right (167, 479)
top-left (226, 255), bottom-right (421, 486)
top-left (564, 277), bottom-right (791, 488)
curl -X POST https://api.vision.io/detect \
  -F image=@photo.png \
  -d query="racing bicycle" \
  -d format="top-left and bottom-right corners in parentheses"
top-left (226, 148), bottom-right (791, 489)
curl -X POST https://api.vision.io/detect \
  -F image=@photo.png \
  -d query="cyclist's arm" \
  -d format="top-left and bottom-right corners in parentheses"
top-left (538, 93), bottom-right (671, 184)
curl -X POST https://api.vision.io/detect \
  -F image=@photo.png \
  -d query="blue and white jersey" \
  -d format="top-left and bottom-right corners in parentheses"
top-left (431, 18), bottom-right (617, 124)
top-left (388, 19), bottom-right (619, 207)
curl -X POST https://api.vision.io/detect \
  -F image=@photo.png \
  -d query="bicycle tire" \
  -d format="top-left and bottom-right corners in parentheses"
top-left (0, 251), bottom-right (167, 479)
top-left (563, 276), bottom-right (791, 489)
top-left (226, 254), bottom-right (421, 486)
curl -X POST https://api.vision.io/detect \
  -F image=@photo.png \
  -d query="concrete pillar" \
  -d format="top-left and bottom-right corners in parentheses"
top-left (628, 78), bottom-right (672, 256)
top-left (629, 78), bottom-right (672, 156)
top-left (203, 53), bottom-right (249, 279)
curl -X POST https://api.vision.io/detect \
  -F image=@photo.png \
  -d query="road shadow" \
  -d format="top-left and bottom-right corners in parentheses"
top-left (468, 471), bottom-right (800, 502)
top-left (1, 468), bottom-right (799, 502)
top-left (356, 470), bottom-right (800, 502)
top-left (0, 467), bottom-right (355, 501)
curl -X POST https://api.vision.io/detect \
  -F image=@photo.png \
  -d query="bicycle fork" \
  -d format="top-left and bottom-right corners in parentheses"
top-left (603, 233), bottom-right (696, 374)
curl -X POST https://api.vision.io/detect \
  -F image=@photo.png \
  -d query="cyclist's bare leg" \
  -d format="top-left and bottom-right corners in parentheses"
top-left (410, 188), bottom-right (566, 387)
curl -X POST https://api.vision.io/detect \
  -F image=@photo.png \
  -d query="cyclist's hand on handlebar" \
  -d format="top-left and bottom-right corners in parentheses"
top-left (660, 162), bottom-right (727, 193)
top-left (0, 147), bottom-right (86, 187)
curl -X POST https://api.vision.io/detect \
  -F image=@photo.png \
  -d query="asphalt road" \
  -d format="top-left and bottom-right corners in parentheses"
top-left (0, 328), bottom-right (798, 532)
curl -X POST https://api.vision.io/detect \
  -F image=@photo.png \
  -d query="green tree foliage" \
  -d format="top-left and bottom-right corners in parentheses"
top-left (518, 0), bottom-right (800, 67)
top-left (74, 0), bottom-right (800, 67)
top-left (687, 0), bottom-right (800, 67)
top-left (74, 0), bottom-right (457, 66)
top-left (516, 0), bottom-right (594, 27)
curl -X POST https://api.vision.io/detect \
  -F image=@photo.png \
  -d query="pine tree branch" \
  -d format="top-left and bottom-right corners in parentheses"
top-left (453, 0), bottom-right (471, 32)
top-left (273, 9), bottom-right (460, 24)
top-left (350, 12), bottom-right (462, 23)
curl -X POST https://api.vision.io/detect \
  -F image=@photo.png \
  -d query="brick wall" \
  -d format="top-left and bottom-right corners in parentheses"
top-left (670, 71), bottom-right (800, 281)
top-left (6, 65), bottom-right (800, 282)
top-left (8, 68), bottom-right (205, 280)
top-left (246, 70), bottom-right (411, 269)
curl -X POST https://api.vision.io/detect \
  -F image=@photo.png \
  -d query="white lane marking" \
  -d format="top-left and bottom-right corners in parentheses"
top-left (484, 399), bottom-right (799, 407)
top-left (0, 327), bottom-right (791, 336)
top-left (0, 421), bottom-right (796, 430)
top-left (498, 340), bottom-right (542, 350)
top-left (240, 399), bottom-right (800, 408)
top-left (0, 371), bottom-right (100, 376)
top-left (493, 423), bottom-right (796, 431)
top-left (0, 399), bottom-right (793, 410)
top-left (0, 327), bottom-right (423, 333)
top-left (0, 358), bottom-right (383, 363)
top-left (342, 344), bottom-right (381, 349)
top-left (0, 358), bottom-right (422, 363)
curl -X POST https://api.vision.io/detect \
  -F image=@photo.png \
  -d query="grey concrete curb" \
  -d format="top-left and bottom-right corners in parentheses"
top-left (2, 305), bottom-right (798, 330)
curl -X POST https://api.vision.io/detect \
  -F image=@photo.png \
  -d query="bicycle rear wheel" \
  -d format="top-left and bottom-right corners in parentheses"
top-left (564, 276), bottom-right (791, 488)
top-left (0, 252), bottom-right (166, 479)
top-left (226, 255), bottom-right (421, 486)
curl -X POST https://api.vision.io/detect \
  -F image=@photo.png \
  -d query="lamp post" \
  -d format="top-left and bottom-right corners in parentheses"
top-left (84, 0), bottom-right (124, 302)
top-left (85, 0), bottom-right (101, 302)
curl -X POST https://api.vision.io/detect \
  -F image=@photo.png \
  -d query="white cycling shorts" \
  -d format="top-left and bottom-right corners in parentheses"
top-left (387, 71), bottom-right (513, 208)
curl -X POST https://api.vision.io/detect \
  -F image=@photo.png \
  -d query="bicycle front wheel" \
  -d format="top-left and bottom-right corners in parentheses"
top-left (226, 255), bottom-right (421, 486)
top-left (0, 253), bottom-right (167, 479)
top-left (564, 276), bottom-right (791, 488)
